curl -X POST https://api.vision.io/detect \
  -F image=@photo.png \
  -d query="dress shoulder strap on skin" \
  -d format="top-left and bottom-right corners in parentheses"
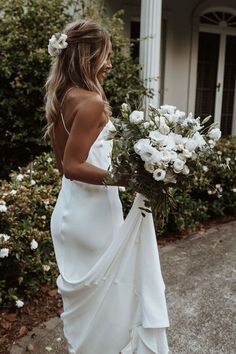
top-left (60, 87), bottom-right (75, 136)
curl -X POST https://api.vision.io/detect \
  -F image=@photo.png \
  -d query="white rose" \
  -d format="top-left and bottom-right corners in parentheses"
top-left (202, 165), bottom-right (209, 172)
top-left (30, 239), bottom-right (38, 250)
top-left (158, 105), bottom-right (176, 115)
top-left (140, 146), bottom-right (158, 163)
top-left (47, 157), bottom-right (53, 163)
top-left (185, 139), bottom-right (197, 152)
top-left (16, 299), bottom-right (24, 308)
top-left (133, 139), bottom-right (151, 154)
top-left (181, 149), bottom-right (192, 159)
top-left (169, 151), bottom-right (178, 162)
top-left (208, 128), bottom-right (221, 141)
top-left (173, 110), bottom-right (185, 122)
top-left (48, 33), bottom-right (68, 56)
top-left (30, 179), bottom-right (36, 186)
top-left (159, 150), bottom-right (171, 163)
top-left (149, 130), bottom-right (167, 146)
top-left (173, 159), bottom-right (185, 173)
top-left (153, 168), bottom-right (166, 181)
top-left (193, 132), bottom-right (206, 148)
top-left (232, 188), bottom-right (236, 193)
top-left (0, 248), bottom-right (9, 258)
top-left (129, 110), bottom-right (144, 124)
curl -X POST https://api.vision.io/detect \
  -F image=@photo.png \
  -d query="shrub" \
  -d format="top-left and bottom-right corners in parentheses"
top-left (0, 153), bottom-right (61, 307)
top-left (0, 0), bottom-right (149, 179)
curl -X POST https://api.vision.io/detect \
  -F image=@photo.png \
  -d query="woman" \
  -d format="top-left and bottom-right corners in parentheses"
top-left (44, 19), bottom-right (170, 354)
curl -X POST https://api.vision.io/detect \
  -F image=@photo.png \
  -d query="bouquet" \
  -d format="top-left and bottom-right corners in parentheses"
top-left (106, 103), bottom-right (222, 223)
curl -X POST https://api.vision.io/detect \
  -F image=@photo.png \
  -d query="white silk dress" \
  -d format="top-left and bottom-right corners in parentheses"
top-left (50, 111), bottom-right (170, 354)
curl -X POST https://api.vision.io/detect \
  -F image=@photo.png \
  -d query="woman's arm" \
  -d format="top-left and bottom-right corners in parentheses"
top-left (62, 93), bottom-right (127, 186)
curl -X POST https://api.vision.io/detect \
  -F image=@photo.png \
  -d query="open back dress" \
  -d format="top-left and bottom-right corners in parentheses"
top-left (50, 89), bottom-right (170, 354)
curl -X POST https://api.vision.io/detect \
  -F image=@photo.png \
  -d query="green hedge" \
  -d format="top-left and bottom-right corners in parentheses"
top-left (0, 137), bottom-right (235, 307)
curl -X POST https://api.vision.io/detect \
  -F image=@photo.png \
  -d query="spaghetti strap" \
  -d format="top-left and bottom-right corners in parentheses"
top-left (60, 87), bottom-right (76, 135)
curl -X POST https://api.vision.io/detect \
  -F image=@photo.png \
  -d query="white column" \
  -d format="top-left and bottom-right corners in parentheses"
top-left (139, 0), bottom-right (162, 111)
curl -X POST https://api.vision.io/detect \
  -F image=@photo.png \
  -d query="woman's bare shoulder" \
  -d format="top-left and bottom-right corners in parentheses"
top-left (65, 88), bottom-right (105, 128)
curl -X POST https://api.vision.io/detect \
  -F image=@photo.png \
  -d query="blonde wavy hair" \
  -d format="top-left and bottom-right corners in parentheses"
top-left (43, 19), bottom-right (112, 140)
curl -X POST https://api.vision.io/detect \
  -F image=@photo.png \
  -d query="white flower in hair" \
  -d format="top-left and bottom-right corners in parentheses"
top-left (48, 33), bottom-right (68, 57)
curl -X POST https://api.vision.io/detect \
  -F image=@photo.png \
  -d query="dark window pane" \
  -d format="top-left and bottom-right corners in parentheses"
top-left (221, 35), bottom-right (236, 136)
top-left (195, 32), bottom-right (220, 123)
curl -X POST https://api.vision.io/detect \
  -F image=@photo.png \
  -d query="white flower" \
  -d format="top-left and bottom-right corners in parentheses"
top-left (0, 248), bottom-right (9, 258)
top-left (173, 110), bottom-right (186, 122)
top-left (118, 186), bottom-right (126, 192)
top-left (149, 130), bottom-right (167, 146)
top-left (153, 168), bottom-right (166, 181)
top-left (129, 110), bottom-right (144, 124)
top-left (192, 132), bottom-right (206, 148)
top-left (158, 105), bottom-right (176, 115)
top-left (225, 157), bottom-right (231, 164)
top-left (16, 299), bottom-right (24, 308)
top-left (169, 150), bottom-right (178, 162)
top-left (121, 103), bottom-right (129, 112)
top-left (232, 188), bottom-right (236, 193)
top-left (47, 157), bottom-right (53, 163)
top-left (133, 139), bottom-right (151, 154)
top-left (159, 150), bottom-right (172, 163)
top-left (185, 139), bottom-right (197, 152)
top-left (0, 234), bottom-right (10, 242)
top-left (142, 122), bottom-right (150, 129)
top-left (181, 149), bottom-right (192, 159)
top-left (182, 165), bottom-right (190, 175)
top-left (30, 179), bottom-right (36, 186)
top-left (0, 201), bottom-right (7, 213)
top-left (9, 189), bottom-right (17, 195)
top-left (215, 184), bottom-right (223, 193)
top-left (16, 174), bottom-right (24, 181)
top-left (43, 265), bottom-right (51, 272)
top-left (173, 159), bottom-right (185, 173)
top-left (159, 116), bottom-right (170, 135)
top-left (30, 239), bottom-right (38, 250)
top-left (144, 161), bottom-right (155, 173)
top-left (48, 33), bottom-right (68, 57)
top-left (140, 146), bottom-right (159, 163)
top-left (202, 165), bottom-right (209, 172)
top-left (208, 128), bottom-right (221, 141)
top-left (208, 139), bottom-right (216, 148)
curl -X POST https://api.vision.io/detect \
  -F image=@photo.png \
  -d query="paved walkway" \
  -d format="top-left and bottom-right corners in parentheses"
top-left (10, 221), bottom-right (236, 354)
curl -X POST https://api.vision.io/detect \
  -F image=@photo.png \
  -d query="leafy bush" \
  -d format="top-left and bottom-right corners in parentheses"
top-left (0, 137), bottom-right (236, 307)
top-left (0, 0), bottom-right (149, 179)
top-left (0, 153), bottom-right (61, 307)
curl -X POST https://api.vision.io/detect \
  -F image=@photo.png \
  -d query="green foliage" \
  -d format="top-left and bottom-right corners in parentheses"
top-left (0, 0), bottom-right (149, 179)
top-left (0, 153), bottom-right (61, 307)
